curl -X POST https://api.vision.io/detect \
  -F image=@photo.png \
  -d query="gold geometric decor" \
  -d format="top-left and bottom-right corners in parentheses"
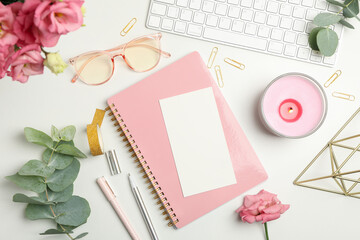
top-left (294, 107), bottom-right (360, 199)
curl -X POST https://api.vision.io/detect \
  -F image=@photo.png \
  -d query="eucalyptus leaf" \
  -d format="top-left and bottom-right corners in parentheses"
top-left (13, 193), bottom-right (53, 205)
top-left (6, 173), bottom-right (46, 193)
top-left (25, 204), bottom-right (54, 220)
top-left (43, 149), bottom-right (74, 170)
top-left (60, 125), bottom-right (76, 141)
top-left (51, 125), bottom-right (61, 141)
top-left (40, 229), bottom-right (67, 235)
top-left (39, 185), bottom-right (74, 203)
top-left (339, 19), bottom-right (355, 28)
top-left (74, 232), bottom-right (88, 239)
top-left (343, 0), bottom-right (359, 18)
top-left (24, 127), bottom-right (53, 149)
top-left (57, 224), bottom-right (76, 233)
top-left (326, 0), bottom-right (347, 7)
top-left (47, 159), bottom-right (80, 192)
top-left (55, 144), bottom-right (86, 158)
top-left (19, 160), bottom-right (55, 177)
top-left (313, 13), bottom-right (343, 26)
top-left (317, 28), bottom-right (339, 56)
top-left (308, 27), bottom-right (325, 50)
top-left (54, 196), bottom-right (91, 227)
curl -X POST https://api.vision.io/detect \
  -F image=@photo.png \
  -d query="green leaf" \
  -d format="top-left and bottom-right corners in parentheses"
top-left (60, 126), bottom-right (76, 141)
top-left (57, 224), bottom-right (76, 233)
top-left (339, 19), bottom-right (355, 28)
top-left (326, 0), bottom-right (347, 7)
top-left (317, 28), bottom-right (339, 56)
top-left (6, 173), bottom-right (46, 193)
top-left (51, 125), bottom-right (61, 141)
top-left (308, 27), bottom-right (325, 51)
top-left (313, 13), bottom-right (343, 26)
top-left (18, 160), bottom-right (55, 177)
top-left (40, 229), bottom-right (67, 235)
top-left (43, 149), bottom-right (74, 170)
top-left (47, 159), bottom-right (80, 192)
top-left (54, 196), bottom-right (91, 227)
top-left (13, 193), bottom-right (53, 205)
top-left (39, 185), bottom-right (74, 203)
top-left (343, 0), bottom-right (359, 18)
top-left (24, 127), bottom-right (53, 149)
top-left (25, 204), bottom-right (54, 220)
top-left (74, 232), bottom-right (88, 239)
top-left (56, 144), bottom-right (87, 158)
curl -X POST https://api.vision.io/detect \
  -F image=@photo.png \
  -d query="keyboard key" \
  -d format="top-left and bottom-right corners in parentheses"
top-left (284, 31), bottom-right (296, 43)
top-left (293, 19), bottom-right (306, 32)
top-left (284, 44), bottom-right (297, 56)
top-left (241, 9), bottom-right (254, 21)
top-left (219, 17), bottom-right (232, 29)
top-left (193, 12), bottom-right (206, 24)
top-left (228, 6), bottom-right (241, 18)
top-left (310, 50), bottom-right (322, 62)
top-left (315, 0), bottom-right (327, 10)
top-left (323, 55), bottom-right (336, 65)
top-left (289, 0), bottom-right (301, 4)
top-left (296, 33), bottom-right (308, 46)
top-left (177, 0), bottom-right (189, 7)
top-left (254, 12), bottom-right (267, 24)
top-left (168, 6), bottom-right (180, 18)
top-left (297, 47), bottom-right (310, 59)
top-left (302, 0), bottom-right (314, 7)
top-left (306, 9), bottom-right (318, 20)
top-left (162, 18), bottom-right (174, 30)
top-left (188, 24), bottom-right (203, 36)
top-left (245, 23), bottom-right (258, 35)
top-left (228, 0), bottom-right (240, 4)
top-left (206, 15), bottom-right (219, 26)
top-left (267, 15), bottom-right (280, 26)
top-left (180, 9), bottom-right (193, 21)
top-left (280, 17), bottom-right (292, 29)
top-left (215, 3), bottom-right (228, 15)
top-left (203, 1), bottom-right (215, 12)
top-left (216, 0), bottom-right (226, 2)
top-left (258, 25), bottom-right (271, 37)
top-left (155, 0), bottom-right (175, 3)
top-left (203, 27), bottom-right (268, 50)
top-left (279, 4), bottom-right (293, 16)
top-left (271, 29), bottom-right (284, 40)
top-left (267, 1), bottom-right (279, 13)
top-left (174, 21), bottom-right (187, 32)
top-left (232, 20), bottom-right (245, 32)
top-left (254, 0), bottom-right (266, 10)
top-left (293, 7), bottom-right (305, 18)
top-left (189, 0), bottom-right (202, 9)
top-left (148, 15), bottom-right (161, 28)
top-left (151, 3), bottom-right (167, 15)
top-left (306, 22), bottom-right (316, 33)
top-left (241, 0), bottom-right (253, 7)
top-left (268, 41), bottom-right (284, 54)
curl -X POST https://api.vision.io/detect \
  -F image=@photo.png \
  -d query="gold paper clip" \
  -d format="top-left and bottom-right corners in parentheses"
top-left (324, 70), bottom-right (342, 88)
top-left (120, 18), bottom-right (137, 36)
top-left (207, 47), bottom-right (218, 68)
top-left (332, 92), bottom-right (355, 101)
top-left (214, 65), bottom-right (224, 88)
top-left (224, 58), bottom-right (245, 70)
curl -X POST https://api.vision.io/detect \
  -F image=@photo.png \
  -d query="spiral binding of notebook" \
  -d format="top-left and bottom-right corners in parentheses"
top-left (105, 106), bottom-right (179, 227)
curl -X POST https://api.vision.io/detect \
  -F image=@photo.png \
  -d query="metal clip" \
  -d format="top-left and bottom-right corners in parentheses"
top-left (324, 70), bottom-right (342, 88)
top-left (224, 57), bottom-right (245, 70)
top-left (120, 18), bottom-right (137, 37)
top-left (332, 92), bottom-right (355, 101)
top-left (214, 65), bottom-right (224, 88)
top-left (207, 47), bottom-right (218, 68)
top-left (105, 149), bottom-right (122, 175)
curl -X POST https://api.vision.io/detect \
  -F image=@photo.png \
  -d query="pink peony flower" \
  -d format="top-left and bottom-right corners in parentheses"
top-left (236, 190), bottom-right (289, 224)
top-left (33, 0), bottom-right (84, 47)
top-left (0, 45), bottom-right (11, 78)
top-left (6, 44), bottom-right (44, 83)
top-left (0, 2), bottom-right (19, 47)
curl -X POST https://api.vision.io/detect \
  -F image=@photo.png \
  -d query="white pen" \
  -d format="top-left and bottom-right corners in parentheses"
top-left (128, 173), bottom-right (159, 240)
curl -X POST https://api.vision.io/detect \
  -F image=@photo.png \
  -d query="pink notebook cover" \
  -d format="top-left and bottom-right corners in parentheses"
top-left (107, 52), bottom-right (267, 228)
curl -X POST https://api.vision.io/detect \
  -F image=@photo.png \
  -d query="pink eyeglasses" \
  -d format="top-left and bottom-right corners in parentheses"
top-left (69, 33), bottom-right (171, 85)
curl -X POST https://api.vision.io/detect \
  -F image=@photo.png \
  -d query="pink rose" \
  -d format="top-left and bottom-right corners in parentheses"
top-left (236, 190), bottom-right (289, 224)
top-left (33, 0), bottom-right (84, 47)
top-left (0, 2), bottom-right (19, 47)
top-left (6, 44), bottom-right (44, 83)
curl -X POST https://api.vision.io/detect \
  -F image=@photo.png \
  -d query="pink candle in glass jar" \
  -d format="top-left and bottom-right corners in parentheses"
top-left (260, 73), bottom-right (327, 138)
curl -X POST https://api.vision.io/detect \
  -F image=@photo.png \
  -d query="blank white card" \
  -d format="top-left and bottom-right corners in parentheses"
top-left (159, 87), bottom-right (237, 197)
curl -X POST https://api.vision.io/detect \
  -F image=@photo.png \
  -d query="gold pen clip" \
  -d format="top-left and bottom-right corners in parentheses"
top-left (214, 65), bottom-right (224, 88)
top-left (207, 47), bottom-right (218, 68)
top-left (332, 91), bottom-right (355, 101)
top-left (224, 57), bottom-right (245, 70)
top-left (324, 70), bottom-right (342, 88)
top-left (120, 18), bottom-right (137, 37)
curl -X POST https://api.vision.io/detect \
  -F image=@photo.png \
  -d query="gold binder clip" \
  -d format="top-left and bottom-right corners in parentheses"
top-left (324, 70), bottom-right (342, 88)
top-left (332, 91), bottom-right (355, 101)
top-left (214, 65), bottom-right (224, 88)
top-left (207, 47), bottom-right (218, 68)
top-left (224, 57), bottom-right (245, 70)
top-left (120, 18), bottom-right (137, 37)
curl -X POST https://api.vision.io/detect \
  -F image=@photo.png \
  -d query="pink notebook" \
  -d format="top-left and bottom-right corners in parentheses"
top-left (107, 52), bottom-right (267, 228)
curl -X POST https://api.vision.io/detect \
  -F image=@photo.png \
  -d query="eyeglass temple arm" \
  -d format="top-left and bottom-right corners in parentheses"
top-left (107, 40), bottom-right (171, 58)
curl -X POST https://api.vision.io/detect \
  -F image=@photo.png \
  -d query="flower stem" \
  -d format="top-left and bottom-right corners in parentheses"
top-left (264, 222), bottom-right (269, 240)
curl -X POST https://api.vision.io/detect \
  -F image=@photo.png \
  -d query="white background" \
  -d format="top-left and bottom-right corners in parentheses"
top-left (1, 0), bottom-right (360, 239)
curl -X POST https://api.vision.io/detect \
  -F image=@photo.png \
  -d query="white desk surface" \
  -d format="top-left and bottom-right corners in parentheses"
top-left (1, 1), bottom-right (360, 239)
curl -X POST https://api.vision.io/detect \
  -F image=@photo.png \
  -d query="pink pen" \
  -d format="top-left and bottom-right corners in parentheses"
top-left (96, 176), bottom-right (140, 240)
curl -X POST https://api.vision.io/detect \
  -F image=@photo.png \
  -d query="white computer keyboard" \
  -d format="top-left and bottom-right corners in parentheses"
top-left (146, 0), bottom-right (343, 67)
